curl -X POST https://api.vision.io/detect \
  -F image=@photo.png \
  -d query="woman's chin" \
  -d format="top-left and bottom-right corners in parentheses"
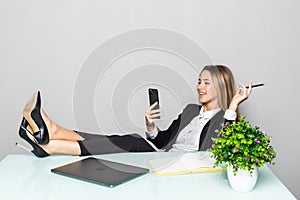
top-left (199, 98), bottom-right (207, 104)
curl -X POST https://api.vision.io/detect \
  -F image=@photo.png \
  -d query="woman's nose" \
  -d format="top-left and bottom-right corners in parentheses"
top-left (198, 82), bottom-right (204, 90)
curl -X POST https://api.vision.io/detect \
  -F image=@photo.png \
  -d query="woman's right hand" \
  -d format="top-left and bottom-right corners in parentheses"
top-left (145, 102), bottom-right (161, 132)
top-left (229, 80), bottom-right (252, 112)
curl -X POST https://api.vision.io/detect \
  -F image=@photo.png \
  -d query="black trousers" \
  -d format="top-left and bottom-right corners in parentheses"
top-left (76, 131), bottom-right (156, 156)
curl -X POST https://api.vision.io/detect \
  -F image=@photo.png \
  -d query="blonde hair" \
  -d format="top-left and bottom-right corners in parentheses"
top-left (201, 65), bottom-right (239, 116)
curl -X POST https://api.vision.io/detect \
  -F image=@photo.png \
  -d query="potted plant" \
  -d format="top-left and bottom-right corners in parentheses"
top-left (210, 116), bottom-right (276, 192)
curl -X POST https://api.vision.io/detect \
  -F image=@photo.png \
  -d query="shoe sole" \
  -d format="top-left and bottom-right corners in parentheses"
top-left (23, 92), bottom-right (40, 133)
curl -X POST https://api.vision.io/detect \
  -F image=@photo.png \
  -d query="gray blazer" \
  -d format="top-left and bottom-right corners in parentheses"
top-left (147, 104), bottom-right (225, 151)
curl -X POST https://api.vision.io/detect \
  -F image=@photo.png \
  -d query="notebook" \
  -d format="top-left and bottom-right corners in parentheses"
top-left (148, 152), bottom-right (223, 176)
top-left (51, 157), bottom-right (149, 188)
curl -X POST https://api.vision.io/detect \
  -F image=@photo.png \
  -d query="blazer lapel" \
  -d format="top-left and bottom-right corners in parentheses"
top-left (199, 110), bottom-right (225, 151)
top-left (164, 104), bottom-right (201, 151)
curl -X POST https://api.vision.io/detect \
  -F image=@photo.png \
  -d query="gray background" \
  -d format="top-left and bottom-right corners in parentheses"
top-left (0, 0), bottom-right (299, 198)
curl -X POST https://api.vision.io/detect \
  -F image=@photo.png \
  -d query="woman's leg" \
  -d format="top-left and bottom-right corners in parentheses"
top-left (23, 122), bottom-right (82, 155)
top-left (35, 132), bottom-right (155, 156)
top-left (20, 91), bottom-right (155, 156)
top-left (22, 91), bottom-right (83, 142)
top-left (40, 110), bottom-right (156, 155)
top-left (41, 140), bottom-right (81, 155)
top-left (77, 132), bottom-right (156, 155)
top-left (41, 110), bottom-right (84, 141)
top-left (23, 118), bottom-right (155, 156)
top-left (33, 110), bottom-right (84, 155)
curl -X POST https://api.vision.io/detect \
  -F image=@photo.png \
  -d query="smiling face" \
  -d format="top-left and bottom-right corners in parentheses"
top-left (197, 70), bottom-right (220, 111)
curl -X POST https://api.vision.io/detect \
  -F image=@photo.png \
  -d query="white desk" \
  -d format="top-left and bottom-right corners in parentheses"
top-left (0, 152), bottom-right (296, 200)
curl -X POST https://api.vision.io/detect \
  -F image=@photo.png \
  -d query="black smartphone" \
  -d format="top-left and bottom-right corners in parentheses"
top-left (148, 88), bottom-right (160, 111)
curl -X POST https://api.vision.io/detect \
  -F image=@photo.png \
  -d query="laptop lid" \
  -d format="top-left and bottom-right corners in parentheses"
top-left (51, 157), bottom-right (149, 188)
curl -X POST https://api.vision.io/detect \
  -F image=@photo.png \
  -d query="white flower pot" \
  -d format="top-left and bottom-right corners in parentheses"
top-left (227, 165), bottom-right (258, 192)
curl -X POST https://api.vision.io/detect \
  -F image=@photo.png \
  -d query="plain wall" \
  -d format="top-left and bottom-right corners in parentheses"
top-left (0, 0), bottom-right (299, 198)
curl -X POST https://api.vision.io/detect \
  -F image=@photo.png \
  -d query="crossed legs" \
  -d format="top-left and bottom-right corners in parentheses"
top-left (25, 109), bottom-right (83, 155)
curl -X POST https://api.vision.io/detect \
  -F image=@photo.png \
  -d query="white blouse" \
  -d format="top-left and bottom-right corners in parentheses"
top-left (147, 107), bottom-right (236, 151)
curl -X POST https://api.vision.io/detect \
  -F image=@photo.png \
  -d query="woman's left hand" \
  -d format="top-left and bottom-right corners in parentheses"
top-left (229, 80), bottom-right (252, 112)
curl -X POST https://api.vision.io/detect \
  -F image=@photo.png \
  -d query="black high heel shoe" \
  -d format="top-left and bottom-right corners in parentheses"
top-left (23, 91), bottom-right (49, 144)
top-left (17, 118), bottom-right (49, 158)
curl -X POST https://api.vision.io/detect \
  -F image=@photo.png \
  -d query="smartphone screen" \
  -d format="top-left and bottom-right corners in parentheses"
top-left (148, 88), bottom-right (160, 111)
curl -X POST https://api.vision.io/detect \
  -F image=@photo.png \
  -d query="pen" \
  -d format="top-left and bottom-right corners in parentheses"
top-left (246, 83), bottom-right (264, 89)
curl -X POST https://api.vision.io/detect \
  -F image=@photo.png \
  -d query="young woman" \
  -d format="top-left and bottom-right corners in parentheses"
top-left (18, 65), bottom-right (252, 157)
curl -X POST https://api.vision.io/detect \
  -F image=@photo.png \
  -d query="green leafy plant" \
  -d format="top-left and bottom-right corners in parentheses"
top-left (210, 116), bottom-right (276, 175)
